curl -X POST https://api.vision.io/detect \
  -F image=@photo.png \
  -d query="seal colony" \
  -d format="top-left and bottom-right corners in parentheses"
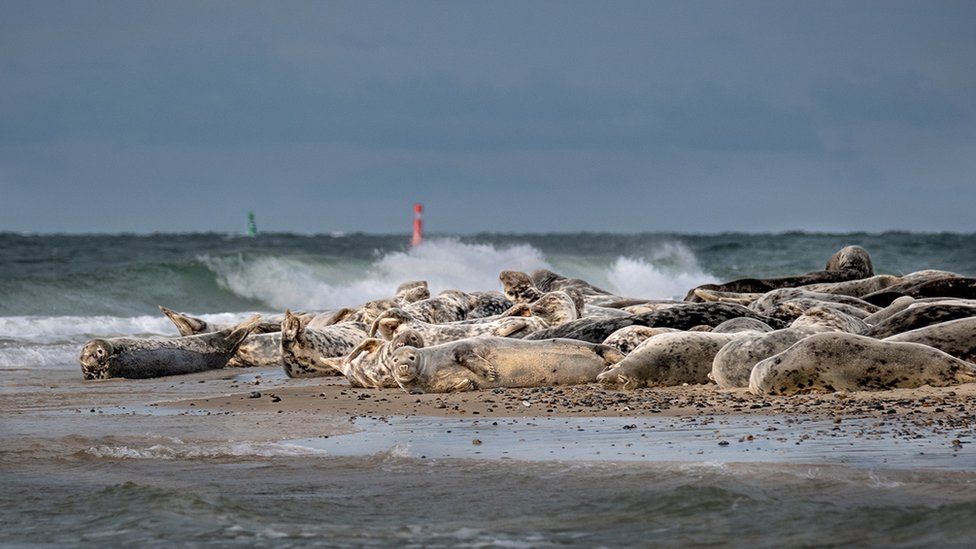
top-left (78, 245), bottom-right (976, 399)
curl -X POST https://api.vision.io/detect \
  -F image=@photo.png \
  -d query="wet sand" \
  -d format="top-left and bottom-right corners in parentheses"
top-left (165, 369), bottom-right (976, 427)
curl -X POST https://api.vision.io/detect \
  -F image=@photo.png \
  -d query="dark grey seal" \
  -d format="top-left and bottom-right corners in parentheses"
top-left (79, 316), bottom-right (261, 380)
top-left (524, 303), bottom-right (786, 344)
top-left (684, 246), bottom-right (874, 302)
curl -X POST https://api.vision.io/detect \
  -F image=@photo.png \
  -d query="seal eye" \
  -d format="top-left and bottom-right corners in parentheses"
top-left (95, 348), bottom-right (105, 358)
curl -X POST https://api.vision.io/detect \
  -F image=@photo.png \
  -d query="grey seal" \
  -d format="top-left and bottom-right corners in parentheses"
top-left (684, 245), bottom-right (874, 302)
top-left (749, 332), bottom-right (976, 395)
top-left (601, 326), bottom-right (678, 355)
top-left (79, 316), bottom-right (261, 380)
top-left (864, 303), bottom-right (976, 339)
top-left (710, 327), bottom-right (817, 388)
top-left (524, 303), bottom-right (787, 344)
top-left (390, 336), bottom-right (623, 393)
top-left (596, 332), bottom-right (740, 389)
top-left (884, 317), bottom-right (976, 364)
top-left (280, 310), bottom-right (369, 378)
top-left (862, 277), bottom-right (976, 307)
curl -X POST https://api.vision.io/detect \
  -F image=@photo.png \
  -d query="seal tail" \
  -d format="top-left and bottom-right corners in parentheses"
top-left (225, 315), bottom-right (262, 355)
top-left (593, 344), bottom-right (625, 368)
top-left (159, 305), bottom-right (208, 336)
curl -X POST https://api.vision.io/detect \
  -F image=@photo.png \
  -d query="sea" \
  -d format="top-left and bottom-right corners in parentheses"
top-left (2, 231), bottom-right (976, 546)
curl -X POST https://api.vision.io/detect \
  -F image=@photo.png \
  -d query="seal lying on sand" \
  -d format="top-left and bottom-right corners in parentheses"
top-left (864, 303), bottom-right (976, 339)
top-left (372, 292), bottom-right (577, 345)
top-left (79, 316), bottom-right (261, 380)
top-left (159, 306), bottom-right (288, 335)
top-left (280, 310), bottom-right (369, 378)
top-left (334, 330), bottom-right (426, 388)
top-left (788, 306), bottom-right (869, 334)
top-left (884, 317), bottom-right (976, 364)
top-left (861, 277), bottom-right (976, 307)
top-left (749, 332), bottom-right (976, 395)
top-left (525, 303), bottom-right (785, 344)
top-left (684, 246), bottom-right (874, 302)
top-left (596, 332), bottom-right (740, 389)
top-left (601, 326), bottom-right (678, 355)
top-left (160, 307), bottom-right (291, 368)
top-left (390, 336), bottom-right (623, 393)
top-left (710, 327), bottom-right (818, 388)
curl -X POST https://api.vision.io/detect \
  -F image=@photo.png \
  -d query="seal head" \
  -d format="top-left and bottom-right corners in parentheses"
top-left (79, 339), bottom-right (113, 380)
top-left (391, 345), bottom-right (423, 390)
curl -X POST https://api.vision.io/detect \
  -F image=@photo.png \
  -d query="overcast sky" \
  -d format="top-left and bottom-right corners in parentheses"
top-left (1, 1), bottom-right (974, 234)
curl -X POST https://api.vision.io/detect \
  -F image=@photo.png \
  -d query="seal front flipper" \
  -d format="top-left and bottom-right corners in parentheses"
top-left (448, 379), bottom-right (477, 392)
top-left (494, 319), bottom-right (530, 338)
top-left (453, 345), bottom-right (498, 382)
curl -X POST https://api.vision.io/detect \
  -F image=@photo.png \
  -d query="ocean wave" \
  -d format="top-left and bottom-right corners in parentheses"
top-left (0, 313), bottom-right (256, 344)
top-left (201, 238), bottom-right (552, 310)
top-left (83, 441), bottom-right (331, 460)
top-left (201, 238), bottom-right (712, 310)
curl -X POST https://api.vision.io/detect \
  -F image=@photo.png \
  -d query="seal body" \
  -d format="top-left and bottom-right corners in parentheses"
top-left (79, 316), bottom-right (260, 380)
top-left (749, 332), bottom-right (976, 395)
top-left (710, 327), bottom-right (816, 388)
top-left (525, 303), bottom-right (785, 344)
top-left (391, 337), bottom-right (623, 393)
top-left (884, 317), bottom-right (976, 364)
top-left (228, 333), bottom-right (282, 367)
top-left (597, 332), bottom-right (739, 389)
top-left (684, 246), bottom-right (874, 302)
top-left (601, 326), bottom-right (678, 355)
top-left (336, 330), bottom-right (426, 388)
top-left (865, 303), bottom-right (976, 339)
top-left (280, 311), bottom-right (368, 378)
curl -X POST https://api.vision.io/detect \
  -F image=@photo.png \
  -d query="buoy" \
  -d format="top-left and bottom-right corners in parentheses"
top-left (411, 203), bottom-right (423, 247)
top-left (247, 211), bottom-right (257, 237)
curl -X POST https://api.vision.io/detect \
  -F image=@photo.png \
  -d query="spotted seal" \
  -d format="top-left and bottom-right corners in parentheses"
top-left (684, 245), bottom-right (874, 302)
top-left (79, 316), bottom-right (261, 380)
top-left (159, 306), bottom-right (288, 335)
top-left (799, 275), bottom-right (902, 298)
top-left (279, 310), bottom-right (369, 378)
top-left (710, 327), bottom-right (818, 388)
top-left (864, 303), bottom-right (976, 339)
top-left (601, 326), bottom-right (678, 355)
top-left (596, 332), bottom-right (741, 389)
top-left (524, 303), bottom-right (786, 344)
top-left (372, 292), bottom-right (575, 345)
top-left (884, 317), bottom-right (976, 364)
top-left (390, 336), bottom-right (623, 393)
top-left (749, 332), bottom-right (976, 395)
top-left (787, 306), bottom-right (870, 334)
top-left (861, 277), bottom-right (976, 307)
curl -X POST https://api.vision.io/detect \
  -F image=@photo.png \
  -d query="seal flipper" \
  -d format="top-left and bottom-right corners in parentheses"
top-left (593, 344), bottom-right (625, 368)
top-left (281, 310), bottom-right (303, 345)
top-left (494, 319), bottom-right (530, 338)
top-left (221, 315), bottom-right (263, 355)
top-left (499, 303), bottom-right (533, 318)
top-left (343, 338), bottom-right (385, 377)
top-left (159, 306), bottom-right (209, 336)
top-left (453, 345), bottom-right (498, 382)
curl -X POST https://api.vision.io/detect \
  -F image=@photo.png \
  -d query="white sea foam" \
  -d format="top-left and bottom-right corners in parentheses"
top-left (202, 238), bottom-right (714, 309)
top-left (84, 441), bottom-right (330, 460)
top-left (0, 313), bottom-right (256, 344)
top-left (606, 242), bottom-right (714, 300)
top-left (203, 238), bottom-right (552, 310)
top-left (0, 343), bottom-right (80, 369)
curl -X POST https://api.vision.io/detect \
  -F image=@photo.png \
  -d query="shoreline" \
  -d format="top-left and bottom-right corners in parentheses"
top-left (161, 372), bottom-right (976, 425)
